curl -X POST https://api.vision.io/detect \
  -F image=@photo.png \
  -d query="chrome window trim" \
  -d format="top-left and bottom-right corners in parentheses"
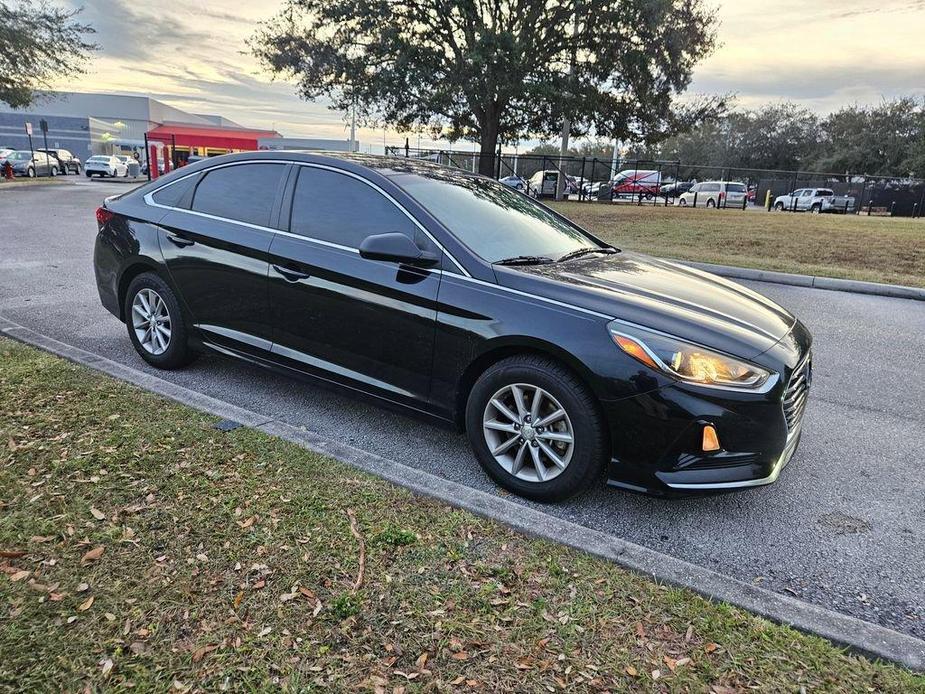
top-left (142, 159), bottom-right (470, 276)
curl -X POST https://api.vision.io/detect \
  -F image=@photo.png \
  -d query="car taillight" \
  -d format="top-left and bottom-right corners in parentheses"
top-left (96, 206), bottom-right (114, 227)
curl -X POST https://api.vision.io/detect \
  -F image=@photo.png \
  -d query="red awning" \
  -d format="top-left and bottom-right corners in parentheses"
top-left (146, 123), bottom-right (281, 150)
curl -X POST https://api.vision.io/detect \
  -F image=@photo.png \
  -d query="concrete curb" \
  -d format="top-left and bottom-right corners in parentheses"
top-left (678, 260), bottom-right (925, 302)
top-left (2, 316), bottom-right (923, 673)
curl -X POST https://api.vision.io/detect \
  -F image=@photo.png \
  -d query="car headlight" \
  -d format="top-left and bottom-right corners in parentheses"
top-left (608, 322), bottom-right (772, 390)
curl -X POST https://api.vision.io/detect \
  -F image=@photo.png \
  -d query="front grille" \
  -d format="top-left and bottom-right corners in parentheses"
top-left (783, 353), bottom-right (811, 432)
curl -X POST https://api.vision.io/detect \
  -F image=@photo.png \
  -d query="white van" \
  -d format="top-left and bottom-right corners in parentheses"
top-left (676, 181), bottom-right (747, 207)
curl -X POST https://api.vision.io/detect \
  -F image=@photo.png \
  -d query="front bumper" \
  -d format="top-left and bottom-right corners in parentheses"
top-left (602, 347), bottom-right (811, 497)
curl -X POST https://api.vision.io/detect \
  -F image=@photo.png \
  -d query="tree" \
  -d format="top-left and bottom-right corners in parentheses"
top-left (252, 0), bottom-right (721, 176)
top-left (813, 99), bottom-right (924, 177)
top-left (0, 1), bottom-right (97, 109)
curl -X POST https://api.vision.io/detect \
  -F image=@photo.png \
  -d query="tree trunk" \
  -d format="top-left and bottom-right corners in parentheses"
top-left (478, 114), bottom-right (500, 178)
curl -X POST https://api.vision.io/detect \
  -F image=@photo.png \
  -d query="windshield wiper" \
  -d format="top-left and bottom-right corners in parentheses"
top-left (557, 247), bottom-right (617, 262)
top-left (494, 255), bottom-right (555, 266)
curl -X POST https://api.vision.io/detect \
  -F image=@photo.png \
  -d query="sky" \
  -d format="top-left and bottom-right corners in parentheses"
top-left (56, 0), bottom-right (925, 151)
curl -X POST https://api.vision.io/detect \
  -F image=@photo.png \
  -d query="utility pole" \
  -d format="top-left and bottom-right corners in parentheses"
top-left (610, 138), bottom-right (620, 179)
top-left (349, 95), bottom-right (357, 152)
top-left (555, 1), bottom-right (581, 201)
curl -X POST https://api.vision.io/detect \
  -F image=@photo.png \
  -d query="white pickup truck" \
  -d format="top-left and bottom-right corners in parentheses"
top-left (773, 188), bottom-right (855, 213)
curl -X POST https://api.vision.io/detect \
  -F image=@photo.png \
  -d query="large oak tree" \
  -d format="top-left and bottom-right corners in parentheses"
top-left (0, 1), bottom-right (97, 109)
top-left (252, 0), bottom-right (720, 175)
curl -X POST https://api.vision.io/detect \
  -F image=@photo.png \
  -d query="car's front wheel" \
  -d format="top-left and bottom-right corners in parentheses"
top-left (124, 273), bottom-right (195, 369)
top-left (466, 355), bottom-right (607, 502)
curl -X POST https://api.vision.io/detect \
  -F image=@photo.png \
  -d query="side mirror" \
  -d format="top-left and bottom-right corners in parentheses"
top-left (358, 232), bottom-right (439, 268)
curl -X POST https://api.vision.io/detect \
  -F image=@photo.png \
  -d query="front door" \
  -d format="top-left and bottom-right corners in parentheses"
top-left (267, 164), bottom-right (442, 412)
top-left (157, 162), bottom-right (289, 355)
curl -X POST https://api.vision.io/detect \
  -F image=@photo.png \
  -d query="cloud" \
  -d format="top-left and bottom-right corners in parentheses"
top-left (64, 0), bottom-right (213, 61)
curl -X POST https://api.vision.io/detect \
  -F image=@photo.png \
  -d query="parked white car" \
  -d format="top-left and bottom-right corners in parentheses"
top-left (676, 181), bottom-right (747, 207)
top-left (85, 155), bottom-right (128, 178)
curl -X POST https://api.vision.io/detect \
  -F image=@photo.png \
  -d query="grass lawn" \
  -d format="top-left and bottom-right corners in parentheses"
top-left (2, 337), bottom-right (923, 692)
top-left (550, 203), bottom-right (925, 289)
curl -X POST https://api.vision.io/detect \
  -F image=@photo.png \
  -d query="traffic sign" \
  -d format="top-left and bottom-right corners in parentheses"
top-left (25, 122), bottom-right (32, 136)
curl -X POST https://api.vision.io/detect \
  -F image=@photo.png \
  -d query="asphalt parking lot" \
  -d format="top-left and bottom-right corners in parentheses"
top-left (2, 180), bottom-right (924, 639)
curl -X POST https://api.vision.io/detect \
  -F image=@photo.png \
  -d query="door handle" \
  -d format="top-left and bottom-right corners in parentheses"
top-left (165, 232), bottom-right (195, 248)
top-left (272, 264), bottom-right (310, 282)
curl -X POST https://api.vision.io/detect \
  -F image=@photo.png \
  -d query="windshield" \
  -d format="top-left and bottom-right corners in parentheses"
top-left (398, 173), bottom-right (601, 263)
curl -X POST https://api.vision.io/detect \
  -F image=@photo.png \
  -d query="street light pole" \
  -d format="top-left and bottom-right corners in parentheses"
top-left (555, 1), bottom-right (581, 201)
top-left (350, 95), bottom-right (357, 152)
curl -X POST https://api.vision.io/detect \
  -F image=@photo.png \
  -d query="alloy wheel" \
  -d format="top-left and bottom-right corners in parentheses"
top-left (131, 288), bottom-right (172, 355)
top-left (482, 383), bottom-right (575, 483)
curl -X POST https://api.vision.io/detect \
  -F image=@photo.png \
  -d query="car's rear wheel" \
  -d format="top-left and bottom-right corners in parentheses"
top-left (124, 273), bottom-right (195, 369)
top-left (706, 198), bottom-right (715, 208)
top-left (26, 167), bottom-right (35, 178)
top-left (466, 355), bottom-right (607, 501)
top-left (679, 198), bottom-right (688, 206)
top-left (50, 167), bottom-right (58, 177)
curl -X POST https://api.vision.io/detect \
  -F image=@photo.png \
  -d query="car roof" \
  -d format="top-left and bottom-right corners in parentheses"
top-left (146, 150), bottom-right (489, 185)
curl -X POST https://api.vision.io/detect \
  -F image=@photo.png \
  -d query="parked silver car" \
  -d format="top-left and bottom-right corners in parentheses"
top-left (774, 188), bottom-right (855, 213)
top-left (2, 150), bottom-right (58, 177)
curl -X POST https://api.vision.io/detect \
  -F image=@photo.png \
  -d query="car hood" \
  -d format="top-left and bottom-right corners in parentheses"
top-left (495, 251), bottom-right (796, 359)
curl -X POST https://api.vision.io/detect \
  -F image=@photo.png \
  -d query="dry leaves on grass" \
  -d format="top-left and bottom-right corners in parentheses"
top-left (82, 546), bottom-right (105, 563)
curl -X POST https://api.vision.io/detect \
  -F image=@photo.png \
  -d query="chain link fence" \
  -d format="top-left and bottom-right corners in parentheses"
top-left (384, 146), bottom-right (925, 218)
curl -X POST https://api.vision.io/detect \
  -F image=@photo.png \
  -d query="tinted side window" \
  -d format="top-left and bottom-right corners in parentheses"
top-left (289, 167), bottom-right (415, 248)
top-left (192, 164), bottom-right (286, 227)
top-left (152, 175), bottom-right (198, 208)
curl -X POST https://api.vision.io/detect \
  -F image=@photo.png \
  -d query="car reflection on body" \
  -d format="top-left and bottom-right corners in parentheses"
top-left (93, 152), bottom-right (811, 500)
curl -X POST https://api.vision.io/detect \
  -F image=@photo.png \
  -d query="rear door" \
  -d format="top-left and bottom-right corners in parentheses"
top-left (267, 164), bottom-right (442, 410)
top-left (155, 161), bottom-right (289, 355)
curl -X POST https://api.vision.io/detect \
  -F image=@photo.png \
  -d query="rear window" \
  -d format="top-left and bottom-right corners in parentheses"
top-left (152, 175), bottom-right (198, 208)
top-left (191, 163), bottom-right (286, 227)
top-left (726, 183), bottom-right (746, 193)
top-left (817, 189), bottom-right (834, 196)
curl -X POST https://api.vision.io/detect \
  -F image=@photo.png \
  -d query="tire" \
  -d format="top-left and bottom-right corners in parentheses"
top-left (810, 204), bottom-right (821, 214)
top-left (124, 272), bottom-right (196, 370)
top-left (679, 198), bottom-right (688, 206)
top-left (706, 198), bottom-right (715, 208)
top-left (26, 167), bottom-right (35, 178)
top-left (465, 355), bottom-right (607, 502)
top-left (50, 167), bottom-right (58, 177)
top-left (774, 202), bottom-right (785, 211)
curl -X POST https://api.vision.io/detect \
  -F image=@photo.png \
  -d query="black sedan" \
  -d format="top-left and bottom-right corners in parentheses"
top-left (93, 152), bottom-right (811, 500)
